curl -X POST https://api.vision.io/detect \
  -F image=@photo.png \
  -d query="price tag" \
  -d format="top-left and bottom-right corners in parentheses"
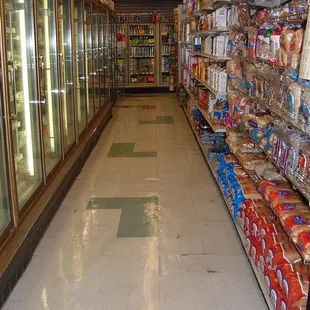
top-left (161, 31), bottom-right (168, 35)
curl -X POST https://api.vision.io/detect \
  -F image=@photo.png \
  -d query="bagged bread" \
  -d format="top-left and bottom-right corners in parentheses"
top-left (268, 189), bottom-right (304, 208)
top-left (283, 213), bottom-right (310, 242)
top-left (271, 203), bottom-right (309, 218)
top-left (297, 231), bottom-right (310, 262)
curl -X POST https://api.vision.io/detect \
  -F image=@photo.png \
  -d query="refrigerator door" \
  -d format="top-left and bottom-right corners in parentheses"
top-left (5, 0), bottom-right (43, 208)
top-left (128, 23), bottom-right (156, 86)
top-left (84, 3), bottom-right (94, 123)
top-left (37, 0), bottom-right (62, 174)
top-left (0, 52), bottom-right (13, 237)
top-left (102, 12), bottom-right (109, 104)
top-left (74, 0), bottom-right (87, 134)
top-left (160, 23), bottom-right (174, 85)
top-left (98, 11), bottom-right (106, 107)
top-left (92, 6), bottom-right (100, 113)
top-left (57, 0), bottom-right (75, 152)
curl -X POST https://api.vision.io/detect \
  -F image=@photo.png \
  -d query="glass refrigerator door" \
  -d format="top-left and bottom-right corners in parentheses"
top-left (84, 3), bottom-right (94, 123)
top-left (116, 24), bottom-right (127, 87)
top-left (5, 0), bottom-right (43, 208)
top-left (37, 0), bottom-right (62, 174)
top-left (92, 7), bottom-right (100, 113)
top-left (74, 0), bottom-right (87, 134)
top-left (129, 24), bottom-right (156, 85)
top-left (98, 12), bottom-right (105, 107)
top-left (110, 23), bottom-right (116, 101)
top-left (160, 23), bottom-right (174, 85)
top-left (57, 0), bottom-right (75, 152)
top-left (102, 12), bottom-right (109, 104)
top-left (0, 55), bottom-right (13, 237)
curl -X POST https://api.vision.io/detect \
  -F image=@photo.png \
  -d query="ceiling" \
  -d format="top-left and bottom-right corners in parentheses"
top-left (114, 0), bottom-right (181, 13)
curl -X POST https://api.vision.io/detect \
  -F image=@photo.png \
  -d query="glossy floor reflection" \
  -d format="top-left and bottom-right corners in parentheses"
top-left (3, 94), bottom-right (267, 310)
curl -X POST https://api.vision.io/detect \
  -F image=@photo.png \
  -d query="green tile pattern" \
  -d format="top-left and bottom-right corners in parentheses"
top-left (87, 197), bottom-right (158, 237)
top-left (139, 116), bottom-right (174, 125)
top-left (107, 143), bottom-right (157, 158)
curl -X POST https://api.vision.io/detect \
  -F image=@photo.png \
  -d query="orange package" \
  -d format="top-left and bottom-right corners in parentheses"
top-left (297, 231), bottom-right (310, 262)
top-left (258, 180), bottom-right (291, 198)
top-left (265, 268), bottom-right (278, 295)
top-left (277, 264), bottom-right (309, 289)
top-left (282, 273), bottom-right (310, 308)
top-left (262, 232), bottom-right (289, 255)
top-left (267, 189), bottom-right (304, 208)
top-left (279, 297), bottom-right (306, 310)
top-left (283, 214), bottom-right (310, 242)
top-left (266, 242), bottom-right (302, 268)
top-left (243, 200), bottom-right (262, 235)
top-left (272, 203), bottom-right (309, 218)
top-left (249, 238), bottom-right (263, 267)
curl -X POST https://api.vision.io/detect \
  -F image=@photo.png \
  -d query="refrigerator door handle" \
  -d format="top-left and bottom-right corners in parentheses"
top-left (7, 61), bottom-right (17, 117)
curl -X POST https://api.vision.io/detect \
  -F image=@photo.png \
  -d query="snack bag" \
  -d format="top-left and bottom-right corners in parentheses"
top-left (266, 242), bottom-right (302, 268)
top-left (282, 273), bottom-right (310, 307)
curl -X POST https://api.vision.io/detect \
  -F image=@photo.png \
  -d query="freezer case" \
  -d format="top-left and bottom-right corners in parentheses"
top-left (5, 0), bottom-right (43, 208)
top-left (128, 23), bottom-right (156, 86)
top-left (159, 23), bottom-right (174, 85)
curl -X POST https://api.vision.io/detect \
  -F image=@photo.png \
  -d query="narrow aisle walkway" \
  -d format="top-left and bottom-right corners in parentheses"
top-left (4, 94), bottom-right (267, 310)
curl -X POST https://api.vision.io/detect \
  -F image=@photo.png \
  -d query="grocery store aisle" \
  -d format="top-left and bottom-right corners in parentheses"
top-left (3, 94), bottom-right (267, 310)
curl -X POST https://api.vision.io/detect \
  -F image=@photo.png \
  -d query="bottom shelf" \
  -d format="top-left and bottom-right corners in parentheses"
top-left (182, 106), bottom-right (274, 310)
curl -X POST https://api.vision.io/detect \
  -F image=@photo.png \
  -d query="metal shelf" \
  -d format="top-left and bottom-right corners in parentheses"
top-left (130, 55), bottom-right (155, 58)
top-left (183, 85), bottom-right (226, 133)
top-left (191, 74), bottom-right (227, 96)
top-left (190, 27), bottom-right (229, 37)
top-left (233, 87), bottom-right (310, 139)
top-left (190, 51), bottom-right (231, 62)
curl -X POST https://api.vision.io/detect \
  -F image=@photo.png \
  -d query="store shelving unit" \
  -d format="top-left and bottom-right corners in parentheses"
top-left (191, 74), bottom-right (227, 96)
top-left (179, 0), bottom-right (310, 308)
top-left (128, 23), bottom-right (156, 86)
top-left (184, 86), bottom-right (226, 133)
top-left (182, 105), bottom-right (275, 310)
top-left (159, 23), bottom-right (174, 85)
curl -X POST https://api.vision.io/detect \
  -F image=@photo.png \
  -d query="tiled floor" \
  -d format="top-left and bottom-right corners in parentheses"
top-left (3, 94), bottom-right (267, 310)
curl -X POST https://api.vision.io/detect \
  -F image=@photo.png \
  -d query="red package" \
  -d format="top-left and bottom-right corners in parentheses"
top-left (249, 238), bottom-right (263, 267)
top-left (280, 297), bottom-right (307, 310)
top-left (282, 273), bottom-right (310, 307)
top-left (297, 231), bottom-right (310, 262)
top-left (265, 268), bottom-right (279, 295)
top-left (252, 212), bottom-right (274, 238)
top-left (258, 180), bottom-right (291, 199)
top-left (268, 189), bottom-right (304, 208)
top-left (277, 264), bottom-right (309, 289)
top-left (262, 232), bottom-right (289, 255)
top-left (270, 279), bottom-right (285, 310)
top-left (266, 242), bottom-right (302, 268)
top-left (245, 236), bottom-right (252, 255)
top-left (272, 203), bottom-right (308, 218)
top-left (283, 214), bottom-right (310, 242)
top-left (259, 222), bottom-right (283, 241)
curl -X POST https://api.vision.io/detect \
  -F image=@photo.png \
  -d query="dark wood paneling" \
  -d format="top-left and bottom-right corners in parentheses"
top-left (114, 0), bottom-right (181, 13)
